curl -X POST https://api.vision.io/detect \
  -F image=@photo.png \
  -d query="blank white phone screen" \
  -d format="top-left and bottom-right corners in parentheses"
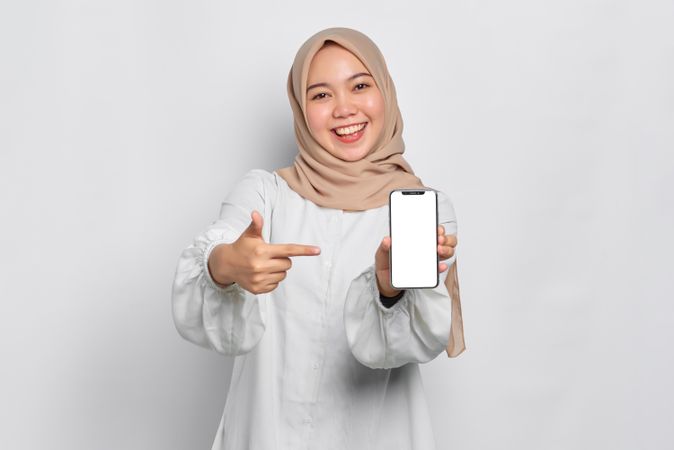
top-left (389, 189), bottom-right (438, 289)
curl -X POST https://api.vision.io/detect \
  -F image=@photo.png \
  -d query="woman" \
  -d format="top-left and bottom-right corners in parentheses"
top-left (172, 27), bottom-right (465, 450)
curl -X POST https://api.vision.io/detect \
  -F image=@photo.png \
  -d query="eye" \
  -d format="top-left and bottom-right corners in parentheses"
top-left (354, 83), bottom-right (369, 91)
top-left (311, 92), bottom-right (328, 100)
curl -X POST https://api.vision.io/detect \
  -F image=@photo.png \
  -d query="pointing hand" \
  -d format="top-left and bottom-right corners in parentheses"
top-left (208, 210), bottom-right (321, 294)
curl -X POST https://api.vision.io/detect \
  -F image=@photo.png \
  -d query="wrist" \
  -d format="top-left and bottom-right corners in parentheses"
top-left (376, 275), bottom-right (401, 298)
top-left (208, 244), bottom-right (236, 287)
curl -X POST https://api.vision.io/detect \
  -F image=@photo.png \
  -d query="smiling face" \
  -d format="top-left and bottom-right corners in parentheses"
top-left (305, 43), bottom-right (385, 162)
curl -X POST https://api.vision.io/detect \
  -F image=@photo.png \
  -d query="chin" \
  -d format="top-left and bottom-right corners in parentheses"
top-left (324, 141), bottom-right (373, 162)
top-left (334, 148), bottom-right (369, 162)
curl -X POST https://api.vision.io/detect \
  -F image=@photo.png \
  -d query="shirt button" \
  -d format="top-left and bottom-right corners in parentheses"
top-left (303, 417), bottom-right (313, 424)
top-left (325, 261), bottom-right (332, 269)
top-left (312, 362), bottom-right (320, 370)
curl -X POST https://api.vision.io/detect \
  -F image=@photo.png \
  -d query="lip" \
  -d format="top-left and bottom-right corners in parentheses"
top-left (331, 122), bottom-right (367, 144)
top-left (331, 121), bottom-right (368, 133)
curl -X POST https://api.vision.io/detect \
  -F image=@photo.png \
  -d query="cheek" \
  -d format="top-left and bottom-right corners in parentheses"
top-left (364, 93), bottom-right (385, 124)
top-left (305, 104), bottom-right (330, 135)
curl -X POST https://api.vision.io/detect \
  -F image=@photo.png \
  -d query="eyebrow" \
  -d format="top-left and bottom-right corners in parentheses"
top-left (306, 72), bottom-right (373, 92)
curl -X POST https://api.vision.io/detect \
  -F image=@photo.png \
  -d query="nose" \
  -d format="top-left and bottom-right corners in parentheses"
top-left (332, 93), bottom-right (357, 118)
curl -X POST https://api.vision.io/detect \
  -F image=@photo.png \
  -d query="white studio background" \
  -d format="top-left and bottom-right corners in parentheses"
top-left (1, 1), bottom-right (672, 449)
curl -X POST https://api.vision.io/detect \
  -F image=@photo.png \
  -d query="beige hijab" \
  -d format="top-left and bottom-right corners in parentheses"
top-left (277, 27), bottom-right (465, 357)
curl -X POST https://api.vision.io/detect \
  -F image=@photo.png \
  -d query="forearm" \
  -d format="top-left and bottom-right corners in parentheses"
top-left (344, 264), bottom-right (451, 369)
top-left (172, 236), bottom-right (265, 356)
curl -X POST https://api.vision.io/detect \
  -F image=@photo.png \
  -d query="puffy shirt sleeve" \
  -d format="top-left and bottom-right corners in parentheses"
top-left (171, 169), bottom-right (277, 356)
top-left (343, 190), bottom-right (459, 369)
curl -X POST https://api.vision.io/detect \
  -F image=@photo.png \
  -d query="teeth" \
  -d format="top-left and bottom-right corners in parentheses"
top-left (334, 123), bottom-right (366, 136)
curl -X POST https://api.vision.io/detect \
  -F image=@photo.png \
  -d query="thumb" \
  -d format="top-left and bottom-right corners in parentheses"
top-left (375, 236), bottom-right (391, 268)
top-left (241, 210), bottom-right (264, 240)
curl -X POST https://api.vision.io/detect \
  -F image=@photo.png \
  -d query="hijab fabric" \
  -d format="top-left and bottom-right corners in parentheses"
top-left (277, 27), bottom-right (465, 357)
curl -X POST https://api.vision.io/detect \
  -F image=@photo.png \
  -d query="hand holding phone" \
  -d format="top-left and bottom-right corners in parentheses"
top-left (375, 189), bottom-right (458, 294)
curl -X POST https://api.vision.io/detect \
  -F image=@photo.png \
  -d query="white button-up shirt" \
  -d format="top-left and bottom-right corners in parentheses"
top-left (172, 169), bottom-right (458, 450)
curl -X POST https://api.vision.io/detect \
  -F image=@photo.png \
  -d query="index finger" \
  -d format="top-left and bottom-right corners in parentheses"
top-left (267, 243), bottom-right (321, 257)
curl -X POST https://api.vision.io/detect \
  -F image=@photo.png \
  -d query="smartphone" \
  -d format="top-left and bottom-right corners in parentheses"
top-left (389, 189), bottom-right (439, 289)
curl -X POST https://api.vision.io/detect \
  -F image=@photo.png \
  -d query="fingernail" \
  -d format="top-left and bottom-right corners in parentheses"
top-left (313, 247), bottom-right (321, 254)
